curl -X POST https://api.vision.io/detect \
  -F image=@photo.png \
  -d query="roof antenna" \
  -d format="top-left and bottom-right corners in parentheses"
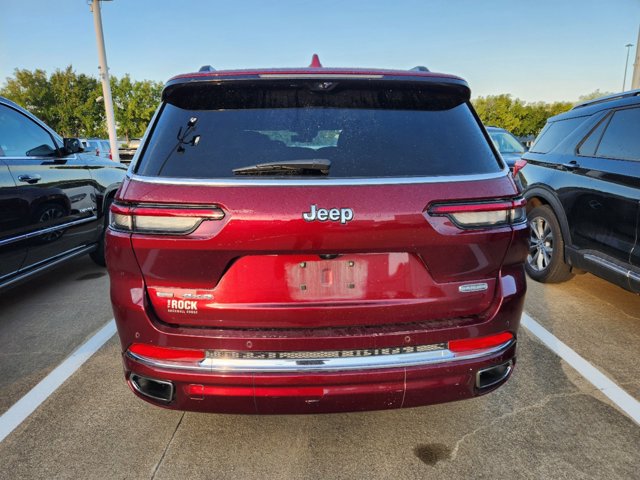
top-left (309, 54), bottom-right (323, 68)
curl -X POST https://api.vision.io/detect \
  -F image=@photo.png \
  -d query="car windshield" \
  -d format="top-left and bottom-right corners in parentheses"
top-left (489, 131), bottom-right (525, 154)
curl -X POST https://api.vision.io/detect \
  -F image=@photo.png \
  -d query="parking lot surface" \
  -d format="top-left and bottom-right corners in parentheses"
top-left (0, 259), bottom-right (638, 479)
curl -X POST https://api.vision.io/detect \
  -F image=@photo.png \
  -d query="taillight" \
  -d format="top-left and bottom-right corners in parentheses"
top-left (428, 197), bottom-right (526, 229)
top-left (448, 332), bottom-right (513, 353)
top-left (110, 203), bottom-right (225, 234)
top-left (512, 159), bottom-right (527, 176)
top-left (128, 343), bottom-right (206, 362)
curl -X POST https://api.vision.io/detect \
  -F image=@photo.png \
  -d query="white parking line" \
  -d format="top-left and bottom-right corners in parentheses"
top-left (521, 312), bottom-right (640, 425)
top-left (0, 319), bottom-right (116, 443)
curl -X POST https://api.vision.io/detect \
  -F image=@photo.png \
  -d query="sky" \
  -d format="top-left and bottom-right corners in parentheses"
top-left (1, 0), bottom-right (639, 103)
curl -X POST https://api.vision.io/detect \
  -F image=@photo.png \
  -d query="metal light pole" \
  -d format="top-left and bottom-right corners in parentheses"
top-left (622, 43), bottom-right (633, 92)
top-left (90, 0), bottom-right (120, 162)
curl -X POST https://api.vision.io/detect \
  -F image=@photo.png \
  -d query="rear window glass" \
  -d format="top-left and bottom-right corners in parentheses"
top-left (489, 130), bottom-right (525, 154)
top-left (530, 117), bottom-right (586, 154)
top-left (136, 85), bottom-right (501, 179)
top-left (577, 116), bottom-right (609, 157)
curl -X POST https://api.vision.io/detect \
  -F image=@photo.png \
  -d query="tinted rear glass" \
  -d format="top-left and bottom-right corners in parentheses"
top-left (136, 84), bottom-right (501, 179)
top-left (577, 116), bottom-right (608, 157)
top-left (530, 117), bottom-right (586, 154)
top-left (595, 107), bottom-right (640, 161)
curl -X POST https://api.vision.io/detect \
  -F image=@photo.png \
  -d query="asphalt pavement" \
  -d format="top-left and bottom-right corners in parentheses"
top-left (0, 258), bottom-right (638, 479)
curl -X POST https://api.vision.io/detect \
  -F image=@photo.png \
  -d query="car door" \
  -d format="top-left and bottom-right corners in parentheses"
top-left (0, 159), bottom-right (29, 280)
top-left (568, 106), bottom-right (640, 267)
top-left (0, 103), bottom-right (99, 271)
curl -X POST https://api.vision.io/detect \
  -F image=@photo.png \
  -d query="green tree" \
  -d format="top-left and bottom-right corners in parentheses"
top-left (48, 66), bottom-right (102, 137)
top-left (577, 90), bottom-right (614, 103)
top-left (472, 95), bottom-right (572, 138)
top-left (1, 68), bottom-right (54, 124)
top-left (112, 75), bottom-right (162, 142)
top-left (1, 66), bottom-right (162, 140)
top-left (473, 94), bottom-right (523, 133)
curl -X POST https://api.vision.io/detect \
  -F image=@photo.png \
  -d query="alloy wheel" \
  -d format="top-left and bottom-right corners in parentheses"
top-left (528, 216), bottom-right (554, 272)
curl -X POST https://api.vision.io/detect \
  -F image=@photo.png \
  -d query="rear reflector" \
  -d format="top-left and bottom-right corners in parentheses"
top-left (448, 332), bottom-right (514, 353)
top-left (110, 203), bottom-right (224, 234)
top-left (428, 197), bottom-right (526, 228)
top-left (128, 343), bottom-right (206, 362)
top-left (186, 384), bottom-right (325, 398)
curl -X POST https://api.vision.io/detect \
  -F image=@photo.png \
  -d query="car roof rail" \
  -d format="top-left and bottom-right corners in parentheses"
top-left (410, 66), bottom-right (430, 72)
top-left (198, 65), bottom-right (216, 73)
top-left (573, 89), bottom-right (640, 109)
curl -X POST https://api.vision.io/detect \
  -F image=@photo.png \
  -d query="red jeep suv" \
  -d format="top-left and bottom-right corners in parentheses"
top-left (107, 58), bottom-right (528, 414)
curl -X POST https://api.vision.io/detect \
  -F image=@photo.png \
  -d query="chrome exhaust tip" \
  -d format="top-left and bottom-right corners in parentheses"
top-left (130, 374), bottom-right (174, 403)
top-left (476, 360), bottom-right (513, 389)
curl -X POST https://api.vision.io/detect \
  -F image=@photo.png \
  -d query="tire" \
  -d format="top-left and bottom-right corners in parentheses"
top-left (90, 197), bottom-right (113, 267)
top-left (525, 205), bottom-right (574, 283)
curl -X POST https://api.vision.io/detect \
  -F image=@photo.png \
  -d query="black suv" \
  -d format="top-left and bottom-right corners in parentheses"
top-left (518, 90), bottom-right (640, 293)
top-left (0, 96), bottom-right (127, 289)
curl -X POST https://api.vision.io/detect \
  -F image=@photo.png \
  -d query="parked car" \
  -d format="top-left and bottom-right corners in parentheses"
top-left (80, 138), bottom-right (112, 160)
top-left (118, 138), bottom-right (140, 163)
top-left (0, 97), bottom-right (127, 289)
top-left (486, 126), bottom-right (527, 171)
top-left (517, 90), bottom-right (640, 293)
top-left (107, 58), bottom-right (528, 414)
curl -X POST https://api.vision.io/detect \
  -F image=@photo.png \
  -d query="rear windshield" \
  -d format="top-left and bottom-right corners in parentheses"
top-left (136, 84), bottom-right (501, 179)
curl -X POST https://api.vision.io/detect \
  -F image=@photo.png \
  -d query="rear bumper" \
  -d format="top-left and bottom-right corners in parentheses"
top-left (123, 341), bottom-right (516, 414)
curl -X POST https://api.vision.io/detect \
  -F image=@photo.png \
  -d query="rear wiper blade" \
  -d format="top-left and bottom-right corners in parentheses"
top-left (232, 159), bottom-right (331, 176)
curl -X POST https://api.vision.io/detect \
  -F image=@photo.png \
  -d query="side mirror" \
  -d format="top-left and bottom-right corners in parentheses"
top-left (62, 138), bottom-right (84, 155)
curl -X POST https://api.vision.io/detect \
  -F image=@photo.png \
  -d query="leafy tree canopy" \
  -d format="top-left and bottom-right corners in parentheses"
top-left (1, 66), bottom-right (162, 138)
top-left (472, 94), bottom-right (573, 138)
top-left (577, 90), bottom-right (614, 103)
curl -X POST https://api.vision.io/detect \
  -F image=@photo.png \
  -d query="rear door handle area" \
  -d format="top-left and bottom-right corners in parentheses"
top-left (17, 174), bottom-right (42, 184)
top-left (562, 161), bottom-right (580, 171)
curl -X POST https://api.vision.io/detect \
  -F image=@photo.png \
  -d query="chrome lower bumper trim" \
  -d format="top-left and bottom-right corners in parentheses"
top-left (126, 340), bottom-right (514, 373)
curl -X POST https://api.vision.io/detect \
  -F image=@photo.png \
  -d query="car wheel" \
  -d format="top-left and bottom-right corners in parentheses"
top-left (90, 197), bottom-right (113, 267)
top-left (525, 205), bottom-right (574, 283)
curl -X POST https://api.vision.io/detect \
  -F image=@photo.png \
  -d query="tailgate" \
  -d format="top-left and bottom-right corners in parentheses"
top-left (120, 176), bottom-right (519, 328)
